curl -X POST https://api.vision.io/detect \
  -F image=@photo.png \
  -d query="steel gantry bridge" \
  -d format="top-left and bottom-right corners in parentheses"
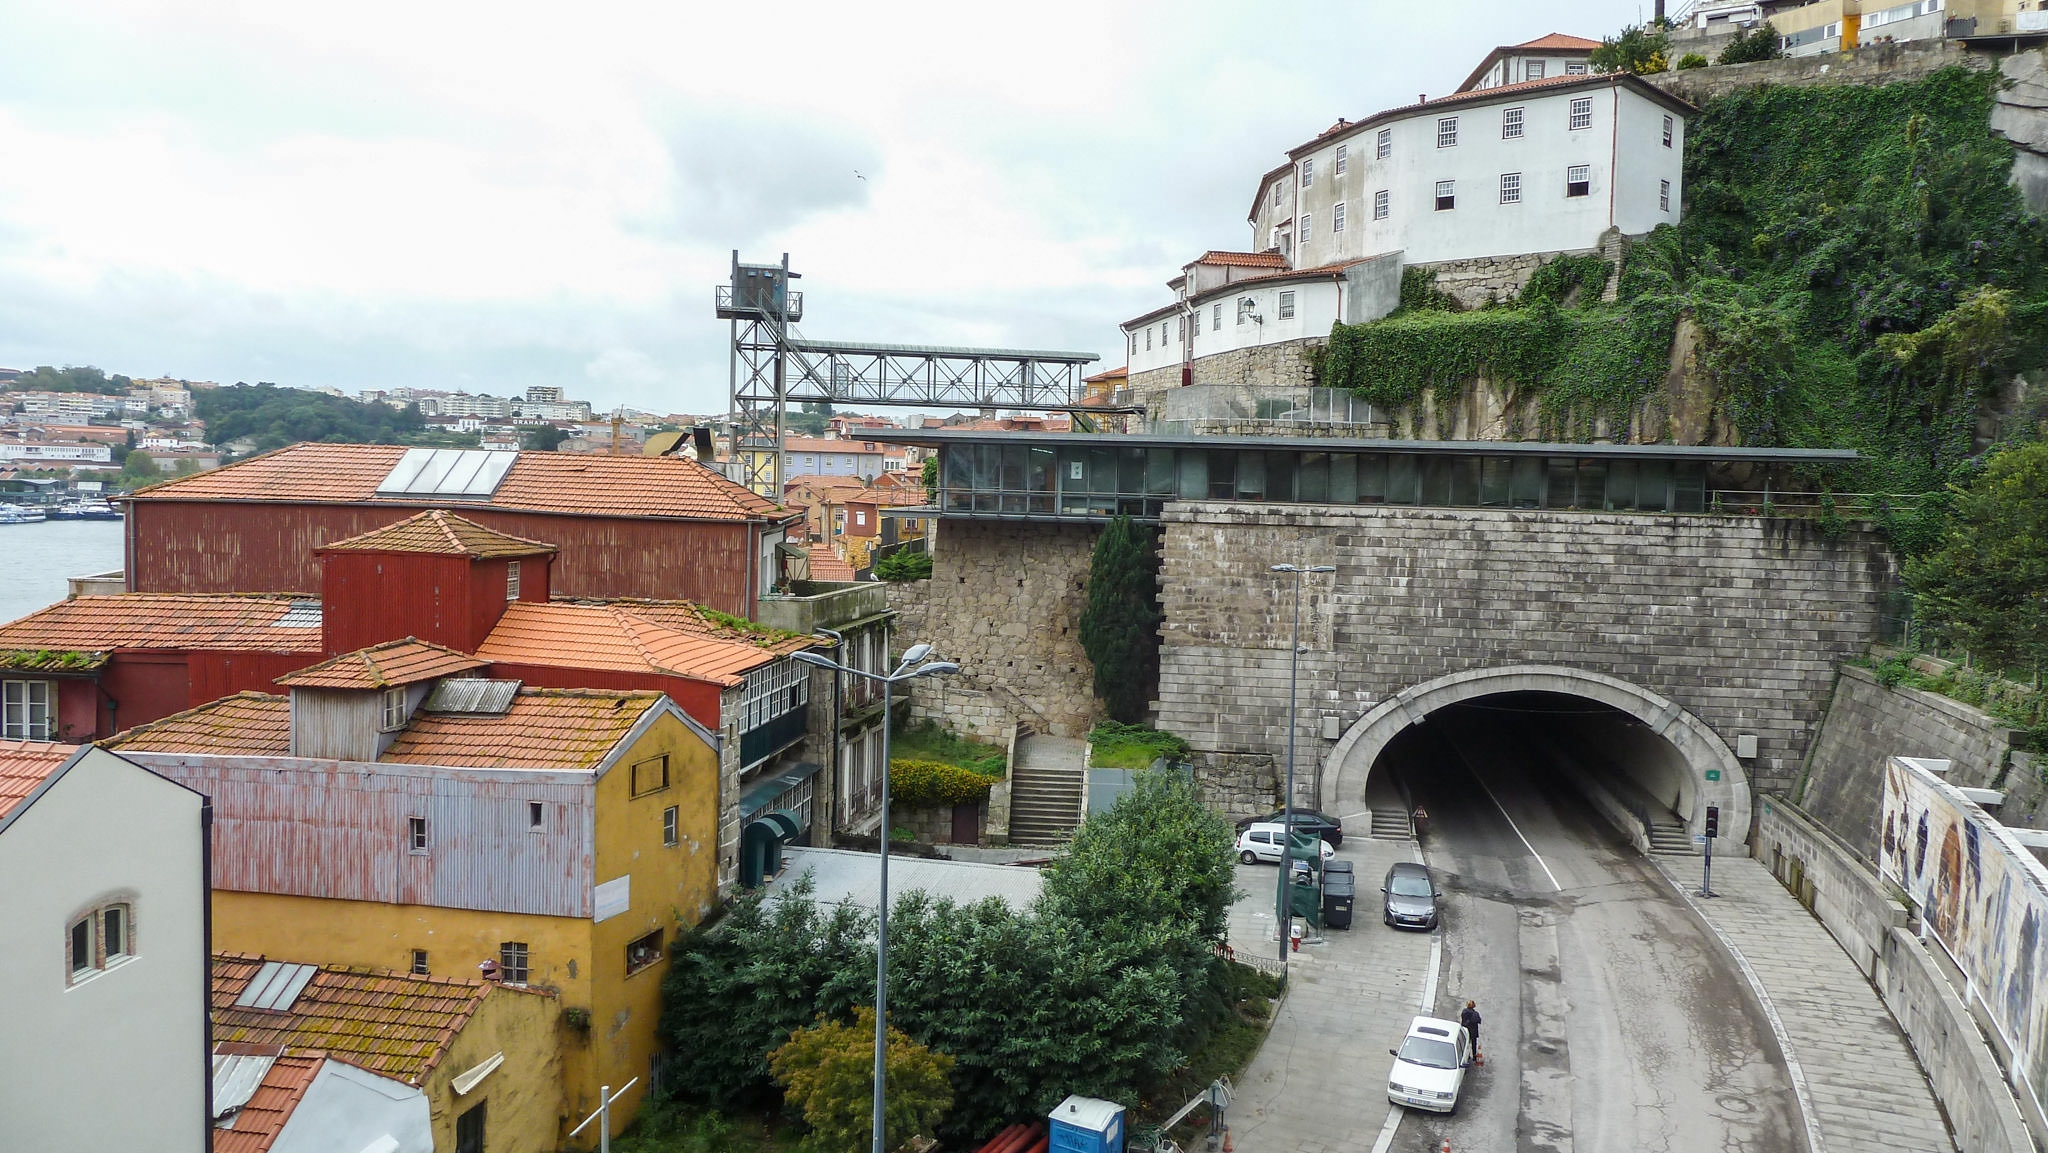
top-left (716, 252), bottom-right (1124, 495)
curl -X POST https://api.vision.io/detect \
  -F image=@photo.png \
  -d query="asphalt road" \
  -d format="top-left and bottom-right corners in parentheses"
top-left (1384, 708), bottom-right (1804, 1153)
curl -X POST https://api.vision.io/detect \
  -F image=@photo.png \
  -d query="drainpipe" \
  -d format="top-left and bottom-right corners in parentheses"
top-left (200, 798), bottom-right (215, 1149)
top-left (1608, 78), bottom-right (1621, 232)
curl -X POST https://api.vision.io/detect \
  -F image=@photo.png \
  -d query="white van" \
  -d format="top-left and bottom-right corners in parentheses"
top-left (1235, 822), bottom-right (1337, 865)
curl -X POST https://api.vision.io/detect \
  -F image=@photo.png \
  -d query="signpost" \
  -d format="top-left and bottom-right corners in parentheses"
top-left (1700, 805), bottom-right (1720, 898)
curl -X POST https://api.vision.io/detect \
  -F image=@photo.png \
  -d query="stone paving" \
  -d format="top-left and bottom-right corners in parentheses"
top-left (1656, 850), bottom-right (1957, 1153)
top-left (1223, 836), bottom-right (1434, 1153)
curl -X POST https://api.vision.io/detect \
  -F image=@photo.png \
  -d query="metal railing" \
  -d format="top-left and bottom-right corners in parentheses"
top-left (1703, 491), bottom-right (1921, 518)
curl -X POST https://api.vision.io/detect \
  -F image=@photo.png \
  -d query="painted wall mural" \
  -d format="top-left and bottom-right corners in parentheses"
top-left (1881, 755), bottom-right (2048, 1115)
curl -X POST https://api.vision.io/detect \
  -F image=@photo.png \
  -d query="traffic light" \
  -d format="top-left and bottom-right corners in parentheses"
top-left (1704, 806), bottom-right (1720, 839)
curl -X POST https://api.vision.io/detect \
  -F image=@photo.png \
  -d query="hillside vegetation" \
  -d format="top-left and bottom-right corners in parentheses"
top-left (1317, 67), bottom-right (2048, 511)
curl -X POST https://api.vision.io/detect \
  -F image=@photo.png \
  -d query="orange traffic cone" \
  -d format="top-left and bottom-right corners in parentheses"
top-left (1475, 1045), bottom-right (1484, 1067)
top-left (1441, 1139), bottom-right (1451, 1153)
top-left (1222, 1129), bottom-right (1233, 1152)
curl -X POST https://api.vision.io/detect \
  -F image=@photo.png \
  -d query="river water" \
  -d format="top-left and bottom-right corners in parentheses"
top-left (0, 519), bottom-right (126, 625)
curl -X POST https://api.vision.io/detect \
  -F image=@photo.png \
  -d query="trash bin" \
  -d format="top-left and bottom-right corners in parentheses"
top-left (1322, 866), bottom-right (1356, 930)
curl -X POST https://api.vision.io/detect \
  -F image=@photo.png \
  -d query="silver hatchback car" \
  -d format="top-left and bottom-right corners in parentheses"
top-left (1382, 861), bottom-right (1440, 930)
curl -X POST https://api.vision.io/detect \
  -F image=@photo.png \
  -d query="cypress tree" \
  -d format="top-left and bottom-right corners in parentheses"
top-left (1078, 515), bottom-right (1162, 723)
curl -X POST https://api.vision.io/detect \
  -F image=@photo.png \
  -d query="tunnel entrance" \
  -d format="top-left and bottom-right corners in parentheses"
top-left (1325, 665), bottom-right (1749, 850)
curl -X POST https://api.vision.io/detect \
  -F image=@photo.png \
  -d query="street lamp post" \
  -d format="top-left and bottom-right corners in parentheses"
top-left (792, 641), bottom-right (960, 1153)
top-left (1270, 563), bottom-right (1335, 972)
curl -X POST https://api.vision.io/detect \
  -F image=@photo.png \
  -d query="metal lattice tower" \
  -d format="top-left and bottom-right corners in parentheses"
top-left (718, 252), bottom-right (1119, 497)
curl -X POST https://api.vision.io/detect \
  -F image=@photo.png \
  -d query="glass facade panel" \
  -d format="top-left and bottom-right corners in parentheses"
top-left (1179, 450), bottom-right (1209, 498)
top-left (1577, 460), bottom-right (1608, 510)
top-left (1028, 446), bottom-right (1055, 514)
top-left (1449, 458), bottom-right (1480, 506)
top-left (1146, 449), bottom-right (1178, 495)
top-left (1236, 452), bottom-right (1267, 500)
top-left (1387, 454), bottom-right (1419, 503)
top-left (1298, 453), bottom-right (1331, 503)
top-left (1265, 452), bottom-right (1296, 502)
top-left (1420, 457), bottom-right (1453, 506)
top-left (1357, 454), bottom-right (1387, 503)
top-left (1674, 462), bottom-right (1706, 513)
top-left (1512, 458), bottom-right (1545, 508)
top-left (1638, 461), bottom-right (1671, 512)
top-left (1607, 460), bottom-right (1638, 511)
top-left (1329, 454), bottom-right (1359, 503)
top-left (1479, 457), bottom-right (1512, 506)
top-left (1546, 458), bottom-right (1577, 508)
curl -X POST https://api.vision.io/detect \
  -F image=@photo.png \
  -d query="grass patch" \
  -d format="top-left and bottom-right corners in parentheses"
top-left (890, 720), bottom-right (1006, 776)
top-left (1087, 722), bottom-right (1192, 770)
top-left (612, 1101), bottom-right (830, 1153)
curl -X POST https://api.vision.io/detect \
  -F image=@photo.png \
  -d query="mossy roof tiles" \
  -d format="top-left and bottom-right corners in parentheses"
top-left (106, 692), bottom-right (293, 756)
top-left (274, 638), bottom-right (486, 690)
top-left (477, 602), bottom-right (794, 685)
top-left (381, 688), bottom-right (664, 768)
top-left (0, 594), bottom-right (322, 654)
top-left (211, 954), bottom-right (491, 1087)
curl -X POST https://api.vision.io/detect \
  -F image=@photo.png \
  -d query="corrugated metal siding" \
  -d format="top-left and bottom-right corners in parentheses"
top-left (131, 501), bottom-right (757, 615)
top-left (129, 754), bottom-right (597, 917)
top-left (287, 689), bottom-right (381, 761)
top-left (321, 552), bottom-right (479, 656)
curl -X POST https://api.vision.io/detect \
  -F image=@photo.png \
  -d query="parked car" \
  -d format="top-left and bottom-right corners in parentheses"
top-left (1233, 807), bottom-right (1343, 846)
top-left (1236, 822), bottom-right (1338, 865)
top-left (1382, 861), bottom-right (1439, 930)
top-left (1386, 1015), bottom-right (1472, 1113)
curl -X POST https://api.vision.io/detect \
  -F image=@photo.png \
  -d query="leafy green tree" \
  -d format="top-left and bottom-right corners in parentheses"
top-left (1590, 23), bottom-right (1671, 74)
top-left (197, 384), bottom-right (427, 453)
top-left (12, 365), bottom-right (131, 393)
top-left (1077, 515), bottom-right (1161, 723)
top-left (770, 1008), bottom-right (954, 1153)
top-left (119, 450), bottom-right (157, 481)
top-left (920, 457), bottom-right (938, 503)
top-left (520, 425), bottom-right (568, 451)
top-left (1717, 22), bottom-right (1782, 65)
top-left (657, 876), bottom-right (875, 1108)
top-left (1041, 770), bottom-right (1237, 946)
top-left (1904, 441), bottom-right (2048, 675)
top-left (875, 550), bottom-right (932, 582)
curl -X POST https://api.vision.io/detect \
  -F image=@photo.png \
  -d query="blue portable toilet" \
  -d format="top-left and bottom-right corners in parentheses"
top-left (1049, 1094), bottom-right (1125, 1153)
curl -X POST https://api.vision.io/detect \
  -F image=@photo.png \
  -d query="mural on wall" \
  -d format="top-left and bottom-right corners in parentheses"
top-left (1881, 755), bottom-right (2048, 1115)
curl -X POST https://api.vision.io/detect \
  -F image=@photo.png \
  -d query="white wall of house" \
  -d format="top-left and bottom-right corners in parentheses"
top-left (1470, 52), bottom-right (1591, 90)
top-left (1123, 278), bottom-right (1347, 373)
top-left (0, 748), bottom-right (207, 1151)
top-left (1616, 94), bottom-right (1687, 236)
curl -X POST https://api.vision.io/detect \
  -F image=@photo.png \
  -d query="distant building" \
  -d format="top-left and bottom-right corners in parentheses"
top-left (0, 441), bottom-right (113, 464)
top-left (0, 743), bottom-right (209, 1153)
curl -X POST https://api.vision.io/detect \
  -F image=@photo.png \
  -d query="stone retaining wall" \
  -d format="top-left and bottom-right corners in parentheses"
top-left (1413, 250), bottom-right (1565, 309)
top-left (1644, 38), bottom-right (1987, 105)
top-left (1130, 339), bottom-right (1325, 414)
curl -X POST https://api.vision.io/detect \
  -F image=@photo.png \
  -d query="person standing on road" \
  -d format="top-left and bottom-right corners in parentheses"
top-left (1460, 1000), bottom-right (1481, 1055)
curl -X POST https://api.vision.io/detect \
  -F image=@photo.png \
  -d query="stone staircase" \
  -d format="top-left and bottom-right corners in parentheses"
top-left (1370, 808), bottom-right (1415, 840)
top-left (1648, 819), bottom-right (1699, 856)
top-left (1008, 734), bottom-right (1085, 846)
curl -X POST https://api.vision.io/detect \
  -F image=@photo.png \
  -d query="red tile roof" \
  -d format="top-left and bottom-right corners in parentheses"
top-left (275, 638), bottom-right (486, 690)
top-left (542, 597), bottom-right (815, 655)
top-left (213, 1052), bottom-right (322, 1153)
top-left (128, 442), bottom-right (782, 523)
top-left (1082, 366), bottom-right (1129, 384)
top-left (0, 594), bottom-right (323, 657)
top-left (317, 509), bottom-right (555, 559)
top-left (1187, 250), bottom-right (1290, 270)
top-left (807, 544), bottom-right (856, 582)
top-left (212, 954), bottom-right (494, 1087)
top-left (476, 603), bottom-right (782, 686)
top-left (0, 740), bottom-right (77, 820)
top-left (382, 688), bottom-right (665, 768)
top-left (1514, 32), bottom-right (1602, 50)
top-left (106, 693), bottom-right (293, 756)
top-left (1458, 34), bottom-right (1605, 93)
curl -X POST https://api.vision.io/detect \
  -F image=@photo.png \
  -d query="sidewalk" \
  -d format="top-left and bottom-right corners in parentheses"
top-left (1223, 837), bottom-right (1434, 1153)
top-left (1656, 851), bottom-right (1956, 1153)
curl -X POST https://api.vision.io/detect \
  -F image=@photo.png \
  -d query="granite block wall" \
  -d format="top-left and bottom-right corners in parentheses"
top-left (1155, 503), bottom-right (1893, 803)
top-left (1645, 38), bottom-right (1985, 106)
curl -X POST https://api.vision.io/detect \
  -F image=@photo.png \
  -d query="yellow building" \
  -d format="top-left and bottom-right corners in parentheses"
top-left (110, 665), bottom-right (724, 1149)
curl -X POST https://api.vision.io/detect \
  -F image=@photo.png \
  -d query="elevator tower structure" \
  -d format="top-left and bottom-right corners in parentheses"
top-left (717, 251), bottom-right (1115, 497)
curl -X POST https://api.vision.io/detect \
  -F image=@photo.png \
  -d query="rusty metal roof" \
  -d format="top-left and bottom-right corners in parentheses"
top-left (275, 638), bottom-right (486, 690)
top-left (421, 678), bottom-right (522, 715)
top-left (318, 509), bottom-right (556, 559)
top-left (0, 594), bottom-right (323, 656)
top-left (212, 954), bottom-right (496, 1087)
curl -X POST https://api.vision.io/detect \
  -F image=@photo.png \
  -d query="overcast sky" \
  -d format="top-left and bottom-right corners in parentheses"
top-left (0, 1), bottom-right (1641, 416)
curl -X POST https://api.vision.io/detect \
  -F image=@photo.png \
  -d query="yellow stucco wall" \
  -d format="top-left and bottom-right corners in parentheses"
top-left (421, 985), bottom-right (565, 1153)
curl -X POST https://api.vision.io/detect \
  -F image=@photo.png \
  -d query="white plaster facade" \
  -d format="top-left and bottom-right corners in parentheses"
top-left (0, 746), bottom-right (209, 1151)
top-left (1125, 277), bottom-right (1346, 377)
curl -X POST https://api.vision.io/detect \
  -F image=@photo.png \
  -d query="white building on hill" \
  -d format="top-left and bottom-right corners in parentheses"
top-left (1121, 34), bottom-right (1695, 391)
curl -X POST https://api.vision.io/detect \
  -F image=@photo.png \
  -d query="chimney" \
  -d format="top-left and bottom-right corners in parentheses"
top-left (691, 425), bottom-right (716, 462)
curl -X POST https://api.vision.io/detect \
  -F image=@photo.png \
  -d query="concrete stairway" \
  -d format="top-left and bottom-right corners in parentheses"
top-left (1370, 809), bottom-right (1415, 840)
top-left (1648, 820), bottom-right (1699, 855)
top-left (1008, 734), bottom-right (1085, 846)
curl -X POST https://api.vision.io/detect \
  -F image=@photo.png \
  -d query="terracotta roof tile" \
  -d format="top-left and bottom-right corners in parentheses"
top-left (129, 442), bottom-right (782, 523)
top-left (382, 688), bottom-right (665, 769)
top-left (542, 597), bottom-right (814, 654)
top-left (1513, 32), bottom-right (1601, 50)
top-left (1188, 250), bottom-right (1290, 269)
top-left (275, 638), bottom-right (486, 689)
top-left (807, 545), bottom-right (856, 583)
top-left (211, 954), bottom-right (490, 1086)
top-left (212, 1053), bottom-right (322, 1153)
top-left (0, 594), bottom-right (323, 656)
top-left (477, 603), bottom-right (786, 685)
top-left (317, 509), bottom-right (556, 559)
top-left (0, 740), bottom-right (77, 820)
top-left (106, 693), bottom-right (292, 756)
top-left (1434, 73), bottom-right (1607, 104)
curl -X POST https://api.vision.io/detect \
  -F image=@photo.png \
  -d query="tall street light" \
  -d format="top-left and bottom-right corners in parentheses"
top-left (1270, 563), bottom-right (1335, 973)
top-left (792, 640), bottom-right (960, 1153)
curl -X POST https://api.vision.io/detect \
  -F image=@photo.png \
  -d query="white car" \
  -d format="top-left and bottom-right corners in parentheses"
top-left (1235, 822), bottom-right (1337, 865)
top-left (1386, 1015), bottom-right (1472, 1113)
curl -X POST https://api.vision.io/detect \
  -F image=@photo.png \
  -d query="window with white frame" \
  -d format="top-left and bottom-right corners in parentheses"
top-left (1145, 328), bottom-right (1152, 351)
top-left (411, 949), bottom-right (429, 975)
top-left (1565, 62), bottom-right (1588, 75)
top-left (1161, 320), bottom-right (1170, 345)
top-left (1660, 179), bottom-right (1671, 212)
top-left (505, 561), bottom-right (521, 601)
top-left (1300, 158), bottom-right (1313, 187)
top-left (1335, 144), bottom-right (1347, 174)
top-left (1434, 180), bottom-right (1455, 211)
top-left (1527, 59), bottom-right (1546, 80)
top-left (379, 686), bottom-right (407, 733)
top-left (67, 901), bottom-right (133, 984)
top-left (1212, 303), bottom-right (1223, 330)
top-left (770, 776), bottom-right (815, 831)
top-left (663, 805), bottom-right (678, 846)
top-left (2, 679), bottom-right (51, 739)
top-left (1569, 97), bottom-right (1592, 131)
top-left (1130, 335), bottom-right (1138, 358)
top-left (1273, 182), bottom-right (1283, 207)
top-left (1374, 189), bottom-right (1389, 219)
top-left (1300, 213), bottom-right (1312, 242)
top-left (1436, 117), bottom-right (1458, 148)
top-left (1278, 291), bottom-right (1296, 320)
top-left (1662, 115), bottom-right (1674, 147)
top-left (1377, 128), bottom-right (1391, 159)
top-left (407, 816), bottom-right (428, 852)
top-left (1500, 172), bottom-right (1522, 204)
top-left (498, 941), bottom-right (529, 984)
top-left (1566, 164), bottom-right (1591, 197)
top-left (1333, 201), bottom-right (1346, 232)
top-left (1502, 106), bottom-right (1524, 138)
top-left (741, 659), bottom-right (809, 732)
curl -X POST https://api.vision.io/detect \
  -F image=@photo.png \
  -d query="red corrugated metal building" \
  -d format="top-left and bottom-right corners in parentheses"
top-left (122, 443), bottom-right (797, 618)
